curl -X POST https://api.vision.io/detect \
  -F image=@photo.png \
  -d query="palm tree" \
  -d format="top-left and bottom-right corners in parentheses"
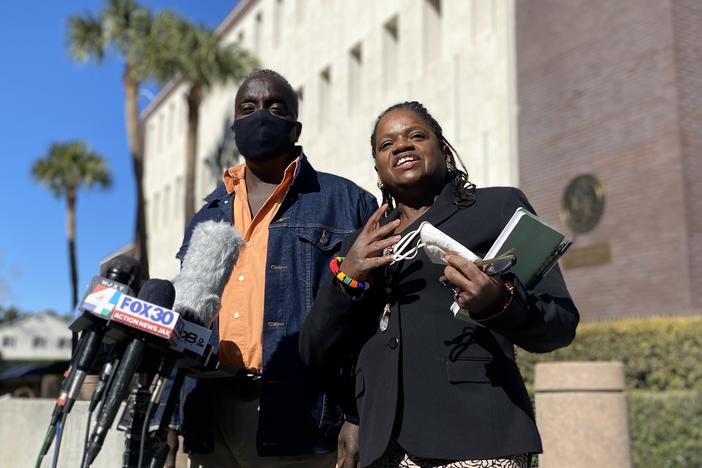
top-left (151, 12), bottom-right (258, 224)
top-left (32, 142), bottom-right (112, 308)
top-left (68, 0), bottom-right (157, 276)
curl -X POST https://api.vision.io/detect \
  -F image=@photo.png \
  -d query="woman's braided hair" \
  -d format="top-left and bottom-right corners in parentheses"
top-left (370, 101), bottom-right (476, 211)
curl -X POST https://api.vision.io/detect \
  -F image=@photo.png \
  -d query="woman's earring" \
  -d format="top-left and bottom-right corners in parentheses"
top-left (446, 159), bottom-right (456, 173)
top-left (377, 179), bottom-right (384, 190)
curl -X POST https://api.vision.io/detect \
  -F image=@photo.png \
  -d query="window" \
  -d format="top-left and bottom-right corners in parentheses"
top-left (2, 336), bottom-right (16, 348)
top-left (163, 184), bottom-right (171, 225)
top-left (296, 87), bottom-right (304, 119)
top-left (348, 43), bottom-right (362, 113)
top-left (423, 0), bottom-right (442, 68)
top-left (296, 0), bottom-right (305, 23)
top-left (147, 122), bottom-right (155, 156)
top-left (158, 114), bottom-right (165, 151)
top-left (57, 338), bottom-right (71, 349)
top-left (33, 337), bottom-right (47, 348)
top-left (254, 12), bottom-right (263, 54)
top-left (319, 68), bottom-right (331, 129)
top-left (237, 31), bottom-right (245, 45)
top-left (175, 176), bottom-right (183, 222)
top-left (273, 0), bottom-right (283, 47)
top-left (382, 16), bottom-right (399, 91)
top-left (168, 103), bottom-right (175, 140)
top-left (153, 192), bottom-right (160, 228)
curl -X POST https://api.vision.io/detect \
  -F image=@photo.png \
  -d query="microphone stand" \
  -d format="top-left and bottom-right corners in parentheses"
top-left (147, 369), bottom-right (186, 468)
top-left (122, 373), bottom-right (153, 468)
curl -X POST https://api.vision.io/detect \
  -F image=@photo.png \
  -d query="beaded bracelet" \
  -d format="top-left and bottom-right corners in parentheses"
top-left (329, 256), bottom-right (371, 290)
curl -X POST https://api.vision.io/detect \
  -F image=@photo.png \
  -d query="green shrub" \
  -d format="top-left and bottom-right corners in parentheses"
top-left (629, 390), bottom-right (702, 468)
top-left (516, 317), bottom-right (702, 467)
top-left (516, 316), bottom-right (702, 391)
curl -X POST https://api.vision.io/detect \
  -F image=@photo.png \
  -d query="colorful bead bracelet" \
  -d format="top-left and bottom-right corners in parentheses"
top-left (329, 256), bottom-right (371, 290)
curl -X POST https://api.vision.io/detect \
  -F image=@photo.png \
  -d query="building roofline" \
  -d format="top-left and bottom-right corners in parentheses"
top-left (140, 0), bottom-right (259, 122)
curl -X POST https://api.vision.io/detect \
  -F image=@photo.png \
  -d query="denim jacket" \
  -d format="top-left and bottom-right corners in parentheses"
top-left (176, 153), bottom-right (377, 456)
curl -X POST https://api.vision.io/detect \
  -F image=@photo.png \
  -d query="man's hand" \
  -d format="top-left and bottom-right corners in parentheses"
top-left (336, 421), bottom-right (361, 468)
top-left (164, 430), bottom-right (179, 468)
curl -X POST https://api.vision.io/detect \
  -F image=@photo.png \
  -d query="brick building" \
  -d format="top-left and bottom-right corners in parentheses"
top-left (517, 0), bottom-right (702, 320)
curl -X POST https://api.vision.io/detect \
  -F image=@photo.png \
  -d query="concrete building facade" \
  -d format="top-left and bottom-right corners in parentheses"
top-left (142, 0), bottom-right (518, 279)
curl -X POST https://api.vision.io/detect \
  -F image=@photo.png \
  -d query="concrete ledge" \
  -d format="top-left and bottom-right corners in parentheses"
top-left (0, 397), bottom-right (125, 467)
top-left (534, 361), bottom-right (626, 392)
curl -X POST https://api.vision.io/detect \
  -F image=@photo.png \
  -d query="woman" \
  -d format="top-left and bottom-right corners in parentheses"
top-left (300, 102), bottom-right (579, 467)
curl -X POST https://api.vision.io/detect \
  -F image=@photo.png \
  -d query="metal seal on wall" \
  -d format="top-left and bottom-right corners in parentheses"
top-left (561, 174), bottom-right (605, 234)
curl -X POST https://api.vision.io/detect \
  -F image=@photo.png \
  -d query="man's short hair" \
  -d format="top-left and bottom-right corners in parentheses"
top-left (241, 69), bottom-right (299, 118)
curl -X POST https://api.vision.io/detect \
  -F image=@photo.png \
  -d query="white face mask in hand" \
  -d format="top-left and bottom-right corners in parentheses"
top-left (391, 222), bottom-right (479, 264)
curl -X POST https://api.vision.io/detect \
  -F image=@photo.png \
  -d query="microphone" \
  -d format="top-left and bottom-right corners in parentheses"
top-left (36, 256), bottom-right (141, 466)
top-left (85, 279), bottom-right (177, 466)
top-left (173, 220), bottom-right (243, 326)
top-left (60, 256), bottom-right (141, 414)
top-left (146, 221), bottom-right (242, 468)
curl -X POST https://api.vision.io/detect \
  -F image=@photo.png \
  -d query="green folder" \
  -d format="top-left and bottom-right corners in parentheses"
top-left (484, 208), bottom-right (571, 289)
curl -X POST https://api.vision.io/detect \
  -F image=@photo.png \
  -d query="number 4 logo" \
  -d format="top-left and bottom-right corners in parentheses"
top-left (84, 286), bottom-right (122, 318)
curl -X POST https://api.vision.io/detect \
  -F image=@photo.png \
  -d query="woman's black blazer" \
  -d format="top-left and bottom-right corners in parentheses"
top-left (300, 184), bottom-right (579, 466)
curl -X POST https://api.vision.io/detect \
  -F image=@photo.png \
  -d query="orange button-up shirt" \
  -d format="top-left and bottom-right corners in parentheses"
top-left (218, 159), bottom-right (298, 373)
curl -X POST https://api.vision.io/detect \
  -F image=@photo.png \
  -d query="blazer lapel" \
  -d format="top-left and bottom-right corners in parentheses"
top-left (393, 182), bottom-right (464, 234)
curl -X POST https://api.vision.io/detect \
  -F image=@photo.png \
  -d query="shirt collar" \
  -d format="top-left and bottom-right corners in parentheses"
top-left (223, 151), bottom-right (302, 195)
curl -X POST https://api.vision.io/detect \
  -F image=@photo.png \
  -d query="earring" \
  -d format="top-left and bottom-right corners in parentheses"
top-left (377, 179), bottom-right (384, 190)
top-left (446, 159), bottom-right (456, 173)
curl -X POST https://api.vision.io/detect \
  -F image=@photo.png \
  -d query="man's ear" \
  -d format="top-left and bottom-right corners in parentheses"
top-left (293, 122), bottom-right (302, 143)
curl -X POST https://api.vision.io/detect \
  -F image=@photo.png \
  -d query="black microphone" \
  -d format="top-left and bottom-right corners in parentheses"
top-left (36, 256), bottom-right (141, 466)
top-left (85, 279), bottom-right (176, 466)
top-left (60, 256), bottom-right (141, 414)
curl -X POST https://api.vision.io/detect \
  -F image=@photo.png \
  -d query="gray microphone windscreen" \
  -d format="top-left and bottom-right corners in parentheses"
top-left (173, 220), bottom-right (243, 325)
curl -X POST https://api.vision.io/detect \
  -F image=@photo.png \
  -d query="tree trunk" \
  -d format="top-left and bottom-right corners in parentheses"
top-left (184, 84), bottom-right (202, 227)
top-left (124, 72), bottom-right (149, 279)
top-left (66, 189), bottom-right (78, 309)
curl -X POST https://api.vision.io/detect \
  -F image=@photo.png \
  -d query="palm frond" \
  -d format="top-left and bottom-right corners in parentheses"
top-left (32, 142), bottom-right (112, 198)
top-left (68, 14), bottom-right (105, 62)
top-left (149, 12), bottom-right (259, 89)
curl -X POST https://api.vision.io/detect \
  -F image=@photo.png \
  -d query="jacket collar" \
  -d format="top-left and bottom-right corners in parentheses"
top-left (202, 151), bottom-right (316, 224)
top-left (380, 181), bottom-right (463, 232)
top-left (204, 149), bottom-right (314, 205)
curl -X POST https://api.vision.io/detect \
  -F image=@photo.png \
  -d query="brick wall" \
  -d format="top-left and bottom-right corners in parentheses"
top-left (516, 0), bottom-right (699, 320)
top-left (672, 0), bottom-right (702, 308)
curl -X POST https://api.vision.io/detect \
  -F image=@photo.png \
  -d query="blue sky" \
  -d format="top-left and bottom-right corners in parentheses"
top-left (0, 0), bottom-right (237, 314)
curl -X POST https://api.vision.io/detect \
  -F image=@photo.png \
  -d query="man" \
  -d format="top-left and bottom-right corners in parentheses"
top-left (174, 69), bottom-right (375, 467)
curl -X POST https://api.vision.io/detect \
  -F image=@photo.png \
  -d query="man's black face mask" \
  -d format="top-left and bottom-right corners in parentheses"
top-left (231, 110), bottom-right (297, 161)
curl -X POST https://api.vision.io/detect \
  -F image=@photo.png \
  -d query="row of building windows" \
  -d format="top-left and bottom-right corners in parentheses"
top-left (150, 177), bottom-right (183, 230)
top-left (0, 336), bottom-right (71, 349)
top-left (149, 168), bottom-right (218, 232)
top-left (148, 100), bottom-right (185, 156)
top-left (145, 0), bottom-right (502, 156)
top-left (146, 0), bottom-right (454, 154)
top-left (282, 0), bottom-right (445, 131)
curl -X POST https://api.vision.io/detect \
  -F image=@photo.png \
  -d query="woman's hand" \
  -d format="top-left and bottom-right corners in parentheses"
top-left (341, 204), bottom-right (401, 281)
top-left (443, 254), bottom-right (509, 317)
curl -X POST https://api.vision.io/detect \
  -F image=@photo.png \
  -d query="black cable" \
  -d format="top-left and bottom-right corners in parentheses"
top-left (79, 409), bottom-right (94, 468)
top-left (137, 398), bottom-right (157, 468)
top-left (50, 410), bottom-right (68, 468)
top-left (34, 425), bottom-right (53, 468)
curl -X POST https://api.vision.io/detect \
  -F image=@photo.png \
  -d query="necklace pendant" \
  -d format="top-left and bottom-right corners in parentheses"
top-left (379, 304), bottom-right (391, 332)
